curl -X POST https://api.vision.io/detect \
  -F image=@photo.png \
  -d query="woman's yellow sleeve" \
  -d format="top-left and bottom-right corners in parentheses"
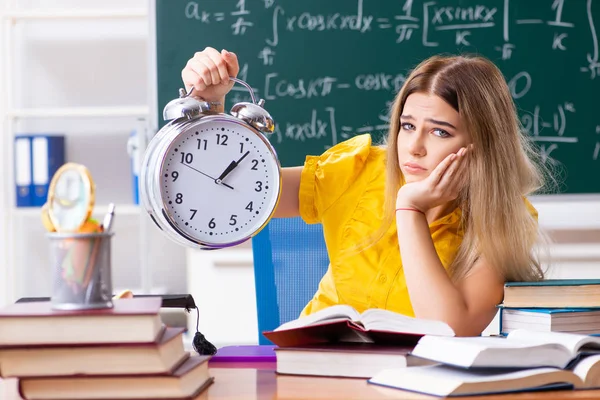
top-left (524, 197), bottom-right (538, 221)
top-left (299, 134), bottom-right (373, 224)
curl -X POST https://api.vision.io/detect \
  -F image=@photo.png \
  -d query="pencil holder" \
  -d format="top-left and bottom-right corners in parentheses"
top-left (48, 231), bottom-right (114, 311)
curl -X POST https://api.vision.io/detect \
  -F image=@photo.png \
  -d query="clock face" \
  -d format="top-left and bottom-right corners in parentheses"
top-left (158, 117), bottom-right (281, 245)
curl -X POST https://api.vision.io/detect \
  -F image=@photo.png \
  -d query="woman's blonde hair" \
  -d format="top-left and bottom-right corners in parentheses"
top-left (378, 54), bottom-right (550, 282)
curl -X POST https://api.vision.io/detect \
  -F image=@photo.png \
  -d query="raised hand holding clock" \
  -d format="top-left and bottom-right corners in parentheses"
top-left (140, 48), bottom-right (280, 250)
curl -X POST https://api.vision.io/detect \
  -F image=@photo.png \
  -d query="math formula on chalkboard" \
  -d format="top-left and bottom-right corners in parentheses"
top-left (157, 0), bottom-right (600, 193)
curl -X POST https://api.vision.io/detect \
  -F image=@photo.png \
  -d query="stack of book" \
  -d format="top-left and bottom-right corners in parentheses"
top-left (368, 329), bottom-right (600, 396)
top-left (263, 304), bottom-right (454, 378)
top-left (0, 298), bottom-right (213, 400)
top-left (499, 279), bottom-right (600, 335)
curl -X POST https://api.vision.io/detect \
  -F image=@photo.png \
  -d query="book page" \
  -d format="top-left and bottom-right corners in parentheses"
top-left (571, 354), bottom-right (600, 388)
top-left (507, 330), bottom-right (600, 356)
top-left (412, 336), bottom-right (572, 369)
top-left (369, 365), bottom-right (582, 397)
top-left (360, 308), bottom-right (455, 336)
top-left (274, 305), bottom-right (361, 331)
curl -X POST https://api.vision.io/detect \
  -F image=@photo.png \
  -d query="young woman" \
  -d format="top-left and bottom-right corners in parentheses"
top-left (181, 47), bottom-right (548, 336)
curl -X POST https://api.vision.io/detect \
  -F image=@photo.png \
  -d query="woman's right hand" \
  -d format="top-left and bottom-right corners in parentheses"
top-left (181, 47), bottom-right (239, 102)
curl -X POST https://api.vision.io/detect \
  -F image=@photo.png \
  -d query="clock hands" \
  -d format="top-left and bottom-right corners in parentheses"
top-left (215, 151), bottom-right (250, 185)
top-left (180, 162), bottom-right (234, 190)
top-left (179, 149), bottom-right (251, 191)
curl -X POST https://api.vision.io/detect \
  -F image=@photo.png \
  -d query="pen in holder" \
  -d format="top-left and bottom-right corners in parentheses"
top-left (48, 231), bottom-right (114, 310)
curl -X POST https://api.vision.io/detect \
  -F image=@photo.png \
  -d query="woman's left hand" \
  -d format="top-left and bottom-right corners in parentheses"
top-left (396, 146), bottom-right (470, 212)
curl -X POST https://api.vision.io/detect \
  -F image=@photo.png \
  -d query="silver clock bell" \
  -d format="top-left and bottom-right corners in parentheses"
top-left (163, 77), bottom-right (275, 134)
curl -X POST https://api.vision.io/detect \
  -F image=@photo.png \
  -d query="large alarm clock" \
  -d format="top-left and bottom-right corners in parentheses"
top-left (140, 78), bottom-right (281, 249)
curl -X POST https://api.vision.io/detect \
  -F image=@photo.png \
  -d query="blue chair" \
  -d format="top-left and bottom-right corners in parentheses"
top-left (251, 217), bottom-right (329, 345)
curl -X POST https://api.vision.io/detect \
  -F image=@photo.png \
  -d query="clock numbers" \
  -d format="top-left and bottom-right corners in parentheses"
top-left (159, 120), bottom-right (280, 246)
top-left (216, 134), bottom-right (228, 145)
top-left (180, 152), bottom-right (193, 164)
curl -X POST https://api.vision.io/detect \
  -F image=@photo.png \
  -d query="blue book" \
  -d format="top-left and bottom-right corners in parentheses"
top-left (499, 307), bottom-right (600, 336)
top-left (30, 134), bottom-right (66, 207)
top-left (14, 135), bottom-right (33, 207)
top-left (503, 280), bottom-right (600, 309)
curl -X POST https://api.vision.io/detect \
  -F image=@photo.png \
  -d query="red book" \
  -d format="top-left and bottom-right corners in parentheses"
top-left (0, 298), bottom-right (163, 346)
top-left (18, 356), bottom-right (213, 400)
top-left (263, 305), bottom-right (455, 347)
top-left (0, 326), bottom-right (188, 378)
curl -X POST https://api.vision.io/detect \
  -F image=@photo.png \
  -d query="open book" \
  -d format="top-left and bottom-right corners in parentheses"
top-left (262, 305), bottom-right (455, 347)
top-left (410, 329), bottom-right (600, 369)
top-left (369, 354), bottom-right (600, 397)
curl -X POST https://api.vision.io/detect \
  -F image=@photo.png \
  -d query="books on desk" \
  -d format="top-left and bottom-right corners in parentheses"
top-left (18, 356), bottom-right (213, 400)
top-left (500, 307), bottom-right (600, 335)
top-left (0, 297), bottom-right (164, 346)
top-left (503, 279), bottom-right (600, 308)
top-left (0, 326), bottom-right (188, 378)
top-left (499, 279), bottom-right (600, 336)
top-left (263, 304), bottom-right (455, 347)
top-left (368, 329), bottom-right (600, 396)
top-left (369, 363), bottom-right (599, 397)
top-left (274, 343), bottom-right (436, 378)
top-left (409, 329), bottom-right (600, 369)
top-left (265, 305), bottom-right (452, 379)
top-left (0, 298), bottom-right (214, 399)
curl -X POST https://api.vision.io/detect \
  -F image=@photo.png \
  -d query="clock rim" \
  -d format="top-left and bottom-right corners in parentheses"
top-left (153, 115), bottom-right (283, 249)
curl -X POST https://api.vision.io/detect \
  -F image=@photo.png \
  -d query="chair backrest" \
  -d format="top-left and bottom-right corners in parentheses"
top-left (251, 217), bottom-right (329, 345)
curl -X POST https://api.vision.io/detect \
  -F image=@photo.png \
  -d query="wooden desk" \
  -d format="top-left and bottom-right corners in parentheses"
top-left (3, 361), bottom-right (600, 399)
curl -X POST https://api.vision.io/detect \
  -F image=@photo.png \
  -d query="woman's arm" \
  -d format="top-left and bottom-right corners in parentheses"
top-left (181, 47), bottom-right (303, 219)
top-left (273, 167), bottom-right (303, 218)
top-left (395, 147), bottom-right (504, 336)
top-left (396, 211), bottom-right (504, 336)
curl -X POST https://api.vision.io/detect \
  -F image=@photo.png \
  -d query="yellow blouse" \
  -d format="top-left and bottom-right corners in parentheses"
top-left (298, 134), bottom-right (536, 318)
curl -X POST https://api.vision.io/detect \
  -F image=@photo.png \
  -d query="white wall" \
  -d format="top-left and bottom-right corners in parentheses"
top-left (0, 0), bottom-right (187, 308)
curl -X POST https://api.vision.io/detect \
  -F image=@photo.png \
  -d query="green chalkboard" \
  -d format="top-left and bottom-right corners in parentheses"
top-left (155, 0), bottom-right (600, 194)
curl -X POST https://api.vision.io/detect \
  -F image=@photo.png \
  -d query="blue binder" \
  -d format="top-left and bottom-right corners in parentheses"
top-left (14, 135), bottom-right (33, 207)
top-left (30, 134), bottom-right (66, 207)
top-left (128, 126), bottom-right (146, 205)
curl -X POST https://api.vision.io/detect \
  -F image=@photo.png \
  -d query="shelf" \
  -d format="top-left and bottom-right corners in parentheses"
top-left (3, 9), bottom-right (147, 21)
top-left (93, 204), bottom-right (141, 217)
top-left (0, 3), bottom-right (170, 301)
top-left (13, 204), bottom-right (141, 218)
top-left (7, 106), bottom-right (149, 119)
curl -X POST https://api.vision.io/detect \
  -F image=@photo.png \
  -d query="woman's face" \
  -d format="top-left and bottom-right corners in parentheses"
top-left (397, 92), bottom-right (470, 183)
